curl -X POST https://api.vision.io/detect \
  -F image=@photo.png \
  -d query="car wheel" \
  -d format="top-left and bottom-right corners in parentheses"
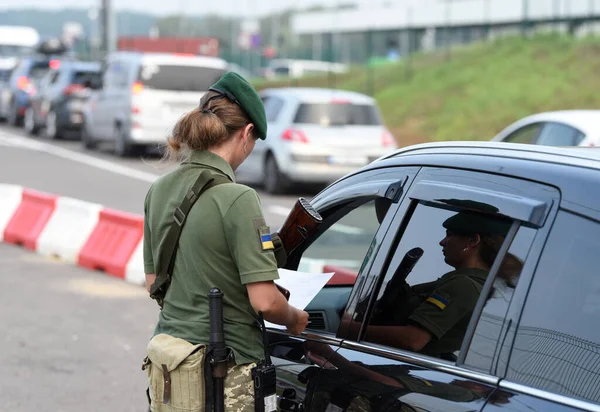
top-left (24, 107), bottom-right (39, 135)
top-left (114, 127), bottom-right (132, 157)
top-left (8, 101), bottom-right (22, 127)
top-left (81, 123), bottom-right (97, 149)
top-left (264, 154), bottom-right (287, 194)
top-left (44, 111), bottom-right (59, 139)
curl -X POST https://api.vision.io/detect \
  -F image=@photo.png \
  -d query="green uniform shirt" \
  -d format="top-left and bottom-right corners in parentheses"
top-left (409, 268), bottom-right (488, 357)
top-left (143, 150), bottom-right (280, 365)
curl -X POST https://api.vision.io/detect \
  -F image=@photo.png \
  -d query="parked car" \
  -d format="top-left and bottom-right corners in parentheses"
top-left (81, 51), bottom-right (228, 156)
top-left (491, 110), bottom-right (600, 147)
top-left (0, 56), bottom-right (59, 126)
top-left (24, 60), bottom-right (102, 139)
top-left (235, 87), bottom-right (396, 194)
top-left (270, 141), bottom-right (600, 412)
top-left (264, 59), bottom-right (348, 80)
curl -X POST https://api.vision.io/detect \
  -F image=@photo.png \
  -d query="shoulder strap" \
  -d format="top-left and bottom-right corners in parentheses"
top-left (150, 170), bottom-right (231, 306)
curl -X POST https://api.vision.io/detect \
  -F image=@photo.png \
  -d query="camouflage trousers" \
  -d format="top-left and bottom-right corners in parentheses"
top-left (144, 334), bottom-right (255, 412)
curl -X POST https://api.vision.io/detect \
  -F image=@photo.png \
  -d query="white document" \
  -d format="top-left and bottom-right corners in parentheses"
top-left (265, 268), bottom-right (335, 330)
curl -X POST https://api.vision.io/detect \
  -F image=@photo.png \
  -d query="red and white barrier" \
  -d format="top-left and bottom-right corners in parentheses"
top-left (37, 197), bottom-right (102, 263)
top-left (0, 184), bottom-right (355, 289)
top-left (0, 184), bottom-right (145, 286)
top-left (0, 184), bottom-right (23, 242)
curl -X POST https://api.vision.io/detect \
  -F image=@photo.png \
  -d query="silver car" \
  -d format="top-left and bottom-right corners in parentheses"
top-left (236, 87), bottom-right (396, 194)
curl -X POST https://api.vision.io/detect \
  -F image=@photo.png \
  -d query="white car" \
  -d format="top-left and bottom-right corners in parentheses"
top-left (81, 52), bottom-right (228, 156)
top-left (235, 87), bottom-right (396, 194)
top-left (491, 110), bottom-right (600, 147)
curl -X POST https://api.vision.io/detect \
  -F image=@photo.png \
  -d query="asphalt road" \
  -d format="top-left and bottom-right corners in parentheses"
top-left (0, 242), bottom-right (158, 411)
top-left (0, 124), bottom-right (313, 227)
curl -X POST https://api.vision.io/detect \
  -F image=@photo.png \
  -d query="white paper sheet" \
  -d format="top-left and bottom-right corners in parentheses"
top-left (265, 268), bottom-right (335, 330)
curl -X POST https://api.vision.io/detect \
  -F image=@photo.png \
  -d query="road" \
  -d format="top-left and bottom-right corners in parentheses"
top-left (0, 242), bottom-right (157, 411)
top-left (0, 124), bottom-right (314, 227)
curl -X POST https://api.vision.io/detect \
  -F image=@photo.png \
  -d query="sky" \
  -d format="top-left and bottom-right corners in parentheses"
top-left (0, 0), bottom-right (354, 17)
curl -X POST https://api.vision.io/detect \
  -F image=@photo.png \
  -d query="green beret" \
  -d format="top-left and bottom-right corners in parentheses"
top-left (443, 211), bottom-right (512, 236)
top-left (208, 72), bottom-right (267, 140)
top-left (438, 198), bottom-right (511, 236)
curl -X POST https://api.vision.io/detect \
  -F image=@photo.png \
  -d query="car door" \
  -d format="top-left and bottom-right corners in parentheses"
top-left (531, 122), bottom-right (586, 147)
top-left (305, 166), bottom-right (559, 412)
top-left (484, 209), bottom-right (600, 412)
top-left (267, 166), bottom-right (420, 411)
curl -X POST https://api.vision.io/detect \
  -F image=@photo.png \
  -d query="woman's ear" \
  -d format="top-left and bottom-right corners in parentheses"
top-left (244, 123), bottom-right (255, 141)
top-left (469, 234), bottom-right (482, 249)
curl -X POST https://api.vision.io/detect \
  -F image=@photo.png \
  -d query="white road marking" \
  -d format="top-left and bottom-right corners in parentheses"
top-left (0, 131), bottom-right (160, 183)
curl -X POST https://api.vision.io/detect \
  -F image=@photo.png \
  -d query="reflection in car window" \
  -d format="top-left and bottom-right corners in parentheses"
top-left (464, 226), bottom-right (536, 373)
top-left (364, 202), bottom-right (516, 362)
top-left (535, 122), bottom-right (585, 146)
top-left (299, 198), bottom-right (391, 334)
top-left (506, 212), bottom-right (600, 404)
top-left (503, 123), bottom-right (541, 144)
top-left (299, 199), bottom-right (386, 274)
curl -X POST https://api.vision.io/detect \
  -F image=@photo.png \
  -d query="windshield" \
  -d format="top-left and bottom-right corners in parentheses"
top-left (137, 64), bottom-right (226, 92)
top-left (293, 102), bottom-right (382, 126)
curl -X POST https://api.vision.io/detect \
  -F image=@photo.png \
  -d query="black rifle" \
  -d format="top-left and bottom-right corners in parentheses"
top-left (207, 288), bottom-right (231, 412)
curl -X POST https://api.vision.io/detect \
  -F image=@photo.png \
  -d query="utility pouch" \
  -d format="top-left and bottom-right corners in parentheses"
top-left (145, 334), bottom-right (207, 412)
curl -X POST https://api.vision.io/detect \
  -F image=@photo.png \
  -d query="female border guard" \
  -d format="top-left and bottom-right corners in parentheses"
top-left (142, 72), bottom-right (309, 411)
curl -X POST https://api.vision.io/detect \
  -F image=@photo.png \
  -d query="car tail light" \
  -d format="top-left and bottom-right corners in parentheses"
top-left (63, 84), bottom-right (85, 96)
top-left (281, 128), bottom-right (309, 143)
top-left (331, 98), bottom-right (350, 104)
top-left (381, 130), bottom-right (395, 148)
top-left (131, 106), bottom-right (141, 114)
top-left (173, 53), bottom-right (195, 57)
top-left (17, 76), bottom-right (29, 91)
top-left (131, 81), bottom-right (144, 95)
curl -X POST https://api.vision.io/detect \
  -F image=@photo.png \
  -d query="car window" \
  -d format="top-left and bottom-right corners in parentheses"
top-left (463, 226), bottom-right (537, 372)
top-left (137, 64), bottom-right (226, 92)
top-left (535, 122), bottom-right (586, 146)
top-left (502, 123), bottom-right (541, 144)
top-left (293, 102), bottom-right (382, 126)
top-left (506, 211), bottom-right (600, 405)
top-left (362, 201), bottom-right (521, 363)
top-left (263, 96), bottom-right (284, 122)
top-left (299, 197), bottom-right (394, 333)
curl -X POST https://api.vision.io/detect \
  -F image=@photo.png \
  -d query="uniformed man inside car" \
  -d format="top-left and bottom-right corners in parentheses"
top-left (365, 203), bottom-right (516, 359)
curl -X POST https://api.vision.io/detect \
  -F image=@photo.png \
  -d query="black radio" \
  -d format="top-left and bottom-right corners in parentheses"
top-left (254, 312), bottom-right (278, 412)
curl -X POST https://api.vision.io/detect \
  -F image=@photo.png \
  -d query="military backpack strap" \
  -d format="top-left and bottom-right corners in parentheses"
top-left (149, 170), bottom-right (232, 307)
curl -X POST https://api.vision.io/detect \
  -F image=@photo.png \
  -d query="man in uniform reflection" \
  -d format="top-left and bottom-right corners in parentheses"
top-left (365, 202), bottom-right (521, 359)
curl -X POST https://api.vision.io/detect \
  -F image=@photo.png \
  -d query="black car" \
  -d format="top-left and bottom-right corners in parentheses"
top-left (24, 60), bottom-right (101, 139)
top-left (268, 142), bottom-right (600, 412)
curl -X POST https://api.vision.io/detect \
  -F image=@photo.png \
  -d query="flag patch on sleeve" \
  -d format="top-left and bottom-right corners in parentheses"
top-left (426, 294), bottom-right (449, 310)
top-left (258, 226), bottom-right (274, 250)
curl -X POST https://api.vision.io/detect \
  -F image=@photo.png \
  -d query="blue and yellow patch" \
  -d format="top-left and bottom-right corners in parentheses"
top-left (260, 233), bottom-right (274, 250)
top-left (426, 294), bottom-right (449, 310)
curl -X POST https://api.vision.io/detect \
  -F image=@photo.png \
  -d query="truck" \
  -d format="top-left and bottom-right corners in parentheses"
top-left (117, 37), bottom-right (220, 57)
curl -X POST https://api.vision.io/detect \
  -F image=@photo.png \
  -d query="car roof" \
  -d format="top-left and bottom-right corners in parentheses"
top-left (375, 141), bottom-right (600, 169)
top-left (60, 60), bottom-right (101, 71)
top-left (260, 87), bottom-right (376, 105)
top-left (504, 110), bottom-right (600, 137)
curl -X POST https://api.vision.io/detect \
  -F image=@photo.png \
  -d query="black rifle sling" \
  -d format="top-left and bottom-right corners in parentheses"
top-left (152, 170), bottom-right (231, 301)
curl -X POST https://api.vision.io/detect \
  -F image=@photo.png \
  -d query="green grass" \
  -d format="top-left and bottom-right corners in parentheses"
top-left (252, 34), bottom-right (600, 147)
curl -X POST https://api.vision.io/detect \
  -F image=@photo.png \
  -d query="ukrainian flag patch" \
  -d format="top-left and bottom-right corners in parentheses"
top-left (426, 294), bottom-right (449, 310)
top-left (259, 227), bottom-right (274, 250)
